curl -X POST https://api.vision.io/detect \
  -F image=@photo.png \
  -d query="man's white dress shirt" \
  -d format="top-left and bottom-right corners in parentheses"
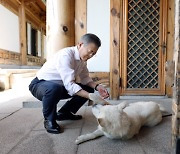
top-left (37, 46), bottom-right (93, 96)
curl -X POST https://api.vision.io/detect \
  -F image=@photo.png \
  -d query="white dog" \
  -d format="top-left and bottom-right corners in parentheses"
top-left (75, 94), bottom-right (164, 144)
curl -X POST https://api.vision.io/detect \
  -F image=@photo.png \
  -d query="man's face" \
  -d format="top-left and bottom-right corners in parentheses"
top-left (78, 42), bottom-right (99, 61)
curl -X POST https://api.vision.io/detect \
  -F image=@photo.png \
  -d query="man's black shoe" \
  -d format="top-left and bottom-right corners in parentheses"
top-left (56, 112), bottom-right (82, 121)
top-left (44, 119), bottom-right (63, 134)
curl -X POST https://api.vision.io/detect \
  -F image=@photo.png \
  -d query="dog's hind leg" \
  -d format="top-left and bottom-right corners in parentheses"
top-left (158, 104), bottom-right (172, 117)
top-left (75, 129), bottom-right (104, 144)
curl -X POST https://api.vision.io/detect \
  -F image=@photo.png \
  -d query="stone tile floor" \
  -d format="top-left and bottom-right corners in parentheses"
top-left (0, 89), bottom-right (174, 154)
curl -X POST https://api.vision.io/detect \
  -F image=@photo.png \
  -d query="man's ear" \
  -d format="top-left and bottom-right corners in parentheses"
top-left (97, 118), bottom-right (105, 127)
top-left (78, 42), bottom-right (84, 48)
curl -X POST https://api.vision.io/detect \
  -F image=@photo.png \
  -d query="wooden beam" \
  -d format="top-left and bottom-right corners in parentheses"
top-left (36, 0), bottom-right (46, 12)
top-left (166, 0), bottom-right (175, 97)
top-left (110, 0), bottom-right (121, 99)
top-left (0, 0), bottom-right (19, 15)
top-left (160, 0), bottom-right (168, 95)
top-left (41, 31), bottom-right (45, 59)
top-left (89, 72), bottom-right (110, 88)
top-left (25, 12), bottom-right (45, 31)
top-left (25, 4), bottom-right (45, 27)
top-left (0, 0), bottom-right (46, 31)
top-left (23, 0), bottom-right (46, 12)
top-left (19, 0), bottom-right (27, 65)
top-left (75, 0), bottom-right (87, 44)
top-left (24, 0), bottom-right (37, 4)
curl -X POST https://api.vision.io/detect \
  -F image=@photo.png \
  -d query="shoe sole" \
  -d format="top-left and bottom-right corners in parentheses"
top-left (46, 129), bottom-right (63, 134)
top-left (56, 117), bottom-right (82, 121)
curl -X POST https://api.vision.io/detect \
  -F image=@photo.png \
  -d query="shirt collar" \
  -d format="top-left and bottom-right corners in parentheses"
top-left (74, 46), bottom-right (81, 60)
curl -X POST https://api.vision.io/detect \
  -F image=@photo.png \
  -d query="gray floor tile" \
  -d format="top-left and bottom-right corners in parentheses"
top-left (0, 108), bottom-right (43, 154)
top-left (9, 129), bottom-right (80, 154)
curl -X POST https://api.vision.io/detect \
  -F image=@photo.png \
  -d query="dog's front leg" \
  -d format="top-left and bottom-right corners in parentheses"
top-left (75, 129), bottom-right (104, 144)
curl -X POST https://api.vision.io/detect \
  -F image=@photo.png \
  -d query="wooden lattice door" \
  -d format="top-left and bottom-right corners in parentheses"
top-left (120, 0), bottom-right (167, 95)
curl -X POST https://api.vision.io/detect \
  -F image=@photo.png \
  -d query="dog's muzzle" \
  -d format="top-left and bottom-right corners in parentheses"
top-left (92, 104), bottom-right (97, 107)
top-left (92, 104), bottom-right (103, 108)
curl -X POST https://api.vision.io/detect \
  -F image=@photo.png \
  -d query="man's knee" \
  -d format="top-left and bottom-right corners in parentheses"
top-left (46, 83), bottom-right (62, 96)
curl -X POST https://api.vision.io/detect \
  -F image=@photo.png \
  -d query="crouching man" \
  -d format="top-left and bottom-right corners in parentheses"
top-left (29, 33), bottom-right (109, 134)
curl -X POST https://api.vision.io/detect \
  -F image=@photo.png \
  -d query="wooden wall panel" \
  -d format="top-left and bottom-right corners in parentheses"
top-left (0, 49), bottom-right (45, 66)
top-left (27, 55), bottom-right (45, 66)
top-left (0, 0), bottom-right (46, 67)
top-left (0, 49), bottom-right (21, 65)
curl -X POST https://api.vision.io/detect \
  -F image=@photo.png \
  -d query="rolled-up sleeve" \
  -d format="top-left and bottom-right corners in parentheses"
top-left (55, 54), bottom-right (82, 96)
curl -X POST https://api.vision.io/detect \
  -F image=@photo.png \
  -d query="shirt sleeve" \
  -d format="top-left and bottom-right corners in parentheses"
top-left (55, 53), bottom-right (82, 96)
top-left (79, 63), bottom-right (93, 85)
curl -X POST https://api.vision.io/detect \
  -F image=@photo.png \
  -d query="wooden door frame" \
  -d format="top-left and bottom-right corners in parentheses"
top-left (110, 0), bottom-right (121, 99)
top-left (110, 0), bottom-right (168, 99)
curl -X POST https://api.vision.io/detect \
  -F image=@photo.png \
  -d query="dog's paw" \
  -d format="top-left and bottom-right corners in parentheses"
top-left (89, 93), bottom-right (103, 102)
top-left (75, 135), bottom-right (84, 144)
top-left (89, 93), bottom-right (110, 105)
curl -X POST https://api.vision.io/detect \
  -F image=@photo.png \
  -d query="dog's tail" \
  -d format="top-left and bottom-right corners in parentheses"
top-left (158, 104), bottom-right (172, 117)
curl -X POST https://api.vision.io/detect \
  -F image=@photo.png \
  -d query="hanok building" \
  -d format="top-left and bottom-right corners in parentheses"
top-left (0, 0), bottom-right (179, 152)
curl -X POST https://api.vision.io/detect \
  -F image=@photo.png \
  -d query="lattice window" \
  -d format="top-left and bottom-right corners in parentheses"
top-left (127, 0), bottom-right (160, 88)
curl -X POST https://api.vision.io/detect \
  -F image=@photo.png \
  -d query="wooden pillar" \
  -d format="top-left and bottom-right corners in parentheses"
top-left (46, 0), bottom-right (75, 59)
top-left (110, 0), bottom-right (121, 99)
top-left (41, 27), bottom-right (45, 64)
top-left (19, 0), bottom-right (27, 65)
top-left (171, 0), bottom-right (180, 150)
top-left (75, 0), bottom-right (87, 44)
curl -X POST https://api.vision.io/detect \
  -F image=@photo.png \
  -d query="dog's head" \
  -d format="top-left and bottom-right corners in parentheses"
top-left (92, 102), bottom-right (131, 139)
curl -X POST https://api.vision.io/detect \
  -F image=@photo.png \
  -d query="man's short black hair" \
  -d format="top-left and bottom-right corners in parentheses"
top-left (80, 33), bottom-right (101, 48)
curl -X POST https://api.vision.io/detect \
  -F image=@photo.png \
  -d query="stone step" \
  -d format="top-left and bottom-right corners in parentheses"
top-left (10, 72), bottom-right (37, 89)
top-left (0, 68), bottom-right (38, 75)
top-left (23, 99), bottom-right (68, 108)
top-left (0, 69), bottom-right (39, 90)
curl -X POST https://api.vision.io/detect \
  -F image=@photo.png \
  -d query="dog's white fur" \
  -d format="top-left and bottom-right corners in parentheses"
top-left (75, 101), bottom-right (164, 144)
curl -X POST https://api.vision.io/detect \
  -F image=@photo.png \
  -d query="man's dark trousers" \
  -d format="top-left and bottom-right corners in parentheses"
top-left (29, 77), bottom-right (94, 121)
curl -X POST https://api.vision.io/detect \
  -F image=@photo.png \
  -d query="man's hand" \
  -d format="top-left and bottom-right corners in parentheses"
top-left (96, 85), bottom-right (109, 99)
top-left (89, 93), bottom-right (110, 105)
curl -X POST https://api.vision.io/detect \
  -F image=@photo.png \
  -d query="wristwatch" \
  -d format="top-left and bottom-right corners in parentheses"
top-left (95, 84), bottom-right (99, 91)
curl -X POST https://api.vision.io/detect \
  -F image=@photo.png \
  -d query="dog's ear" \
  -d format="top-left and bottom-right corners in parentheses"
top-left (118, 101), bottom-right (128, 111)
top-left (97, 118), bottom-right (105, 127)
